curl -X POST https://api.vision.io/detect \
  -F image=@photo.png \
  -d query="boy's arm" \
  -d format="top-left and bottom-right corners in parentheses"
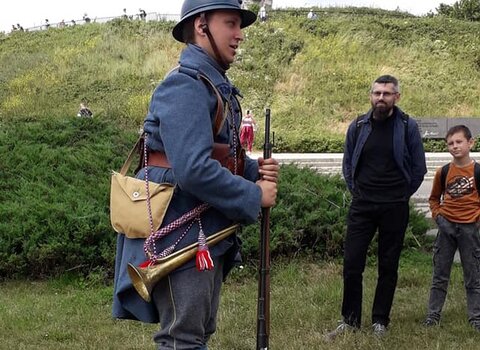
top-left (429, 167), bottom-right (443, 219)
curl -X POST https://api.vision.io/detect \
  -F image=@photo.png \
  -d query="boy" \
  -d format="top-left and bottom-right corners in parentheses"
top-left (424, 125), bottom-right (480, 330)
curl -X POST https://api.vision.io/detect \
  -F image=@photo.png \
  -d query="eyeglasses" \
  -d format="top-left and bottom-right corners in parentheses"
top-left (371, 91), bottom-right (397, 98)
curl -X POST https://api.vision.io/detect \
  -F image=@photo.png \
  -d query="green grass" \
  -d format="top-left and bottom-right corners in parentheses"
top-left (1, 252), bottom-right (479, 349)
top-left (2, 11), bottom-right (480, 151)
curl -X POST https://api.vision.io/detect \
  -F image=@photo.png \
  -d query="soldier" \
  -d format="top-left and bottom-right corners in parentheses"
top-left (112, 1), bottom-right (279, 349)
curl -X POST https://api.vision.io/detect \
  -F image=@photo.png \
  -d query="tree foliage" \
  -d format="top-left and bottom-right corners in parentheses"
top-left (437, 0), bottom-right (480, 21)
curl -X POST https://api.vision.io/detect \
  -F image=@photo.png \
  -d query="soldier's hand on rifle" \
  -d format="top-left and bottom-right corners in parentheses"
top-left (258, 157), bottom-right (279, 183)
top-left (256, 179), bottom-right (277, 208)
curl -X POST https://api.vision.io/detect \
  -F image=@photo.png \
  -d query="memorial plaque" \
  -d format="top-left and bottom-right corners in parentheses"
top-left (417, 117), bottom-right (480, 139)
top-left (417, 118), bottom-right (447, 139)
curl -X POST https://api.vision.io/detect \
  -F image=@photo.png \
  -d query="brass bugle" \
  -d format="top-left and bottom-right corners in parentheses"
top-left (128, 224), bottom-right (239, 302)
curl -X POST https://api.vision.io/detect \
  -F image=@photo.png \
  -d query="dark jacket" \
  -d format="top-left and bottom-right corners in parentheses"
top-left (342, 106), bottom-right (427, 197)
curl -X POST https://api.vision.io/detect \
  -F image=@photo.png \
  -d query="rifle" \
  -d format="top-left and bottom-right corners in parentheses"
top-left (256, 108), bottom-right (272, 350)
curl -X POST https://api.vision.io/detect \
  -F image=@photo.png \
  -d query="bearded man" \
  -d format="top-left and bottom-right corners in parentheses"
top-left (326, 75), bottom-right (427, 340)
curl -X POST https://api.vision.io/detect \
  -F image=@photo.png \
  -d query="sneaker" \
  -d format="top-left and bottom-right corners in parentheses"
top-left (372, 322), bottom-right (387, 337)
top-left (324, 321), bottom-right (356, 342)
top-left (423, 317), bottom-right (439, 327)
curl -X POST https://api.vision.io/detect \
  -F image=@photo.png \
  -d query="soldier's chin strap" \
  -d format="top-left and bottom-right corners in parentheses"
top-left (200, 13), bottom-right (229, 71)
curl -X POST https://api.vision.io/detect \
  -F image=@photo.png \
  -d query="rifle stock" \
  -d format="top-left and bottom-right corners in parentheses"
top-left (256, 108), bottom-right (272, 350)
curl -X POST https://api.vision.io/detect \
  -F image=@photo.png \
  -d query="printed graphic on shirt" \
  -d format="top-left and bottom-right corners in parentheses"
top-left (446, 175), bottom-right (474, 198)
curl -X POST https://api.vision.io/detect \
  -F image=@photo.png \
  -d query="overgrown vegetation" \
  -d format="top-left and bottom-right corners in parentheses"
top-left (2, 12), bottom-right (480, 152)
top-left (6, 9), bottom-right (479, 279)
top-left (0, 116), bottom-right (430, 279)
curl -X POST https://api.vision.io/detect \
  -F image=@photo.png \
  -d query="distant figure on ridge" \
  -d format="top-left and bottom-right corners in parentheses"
top-left (259, 5), bottom-right (267, 22)
top-left (139, 8), bottom-right (147, 21)
top-left (77, 102), bottom-right (93, 118)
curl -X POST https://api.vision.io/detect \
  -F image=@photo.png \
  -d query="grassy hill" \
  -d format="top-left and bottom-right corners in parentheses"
top-left (2, 10), bottom-right (480, 150)
top-left (0, 8), bottom-right (471, 278)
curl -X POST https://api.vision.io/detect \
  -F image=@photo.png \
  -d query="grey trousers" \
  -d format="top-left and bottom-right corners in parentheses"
top-left (426, 216), bottom-right (480, 324)
top-left (152, 256), bottom-right (224, 350)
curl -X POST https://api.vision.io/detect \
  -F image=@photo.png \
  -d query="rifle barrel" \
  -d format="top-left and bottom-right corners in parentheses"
top-left (257, 108), bottom-right (271, 350)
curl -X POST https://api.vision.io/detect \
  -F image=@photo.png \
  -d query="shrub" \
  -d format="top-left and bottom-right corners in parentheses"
top-left (0, 120), bottom-right (431, 279)
top-left (0, 117), bottom-right (137, 279)
top-left (239, 165), bottom-right (431, 263)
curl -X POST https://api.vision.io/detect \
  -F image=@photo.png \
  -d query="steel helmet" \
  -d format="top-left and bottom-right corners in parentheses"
top-left (172, 0), bottom-right (257, 42)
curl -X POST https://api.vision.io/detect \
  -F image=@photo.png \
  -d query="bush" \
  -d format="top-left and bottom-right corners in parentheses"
top-left (0, 120), bottom-right (431, 279)
top-left (239, 165), bottom-right (431, 263)
top-left (0, 117), bottom-right (137, 279)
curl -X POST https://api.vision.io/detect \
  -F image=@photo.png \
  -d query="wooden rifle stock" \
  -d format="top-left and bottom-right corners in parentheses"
top-left (256, 108), bottom-right (272, 350)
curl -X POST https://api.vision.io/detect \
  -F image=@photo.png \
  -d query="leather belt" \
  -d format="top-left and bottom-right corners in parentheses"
top-left (147, 151), bottom-right (171, 168)
top-left (147, 144), bottom-right (244, 176)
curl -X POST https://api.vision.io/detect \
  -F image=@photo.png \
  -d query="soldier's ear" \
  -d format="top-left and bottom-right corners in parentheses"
top-left (193, 16), bottom-right (207, 36)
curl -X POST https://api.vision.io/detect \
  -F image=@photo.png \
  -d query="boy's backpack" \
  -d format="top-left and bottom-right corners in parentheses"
top-left (440, 162), bottom-right (480, 196)
top-left (354, 112), bottom-right (409, 145)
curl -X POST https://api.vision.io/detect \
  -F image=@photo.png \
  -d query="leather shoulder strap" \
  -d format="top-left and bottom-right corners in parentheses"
top-left (119, 134), bottom-right (144, 175)
top-left (198, 73), bottom-right (225, 136)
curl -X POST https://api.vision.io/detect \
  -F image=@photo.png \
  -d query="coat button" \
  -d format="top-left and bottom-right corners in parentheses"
top-left (132, 191), bottom-right (140, 198)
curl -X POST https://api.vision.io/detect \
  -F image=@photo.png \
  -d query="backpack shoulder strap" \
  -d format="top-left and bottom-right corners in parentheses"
top-left (474, 162), bottom-right (480, 196)
top-left (354, 114), bottom-right (368, 144)
top-left (400, 112), bottom-right (409, 145)
top-left (440, 163), bottom-right (450, 195)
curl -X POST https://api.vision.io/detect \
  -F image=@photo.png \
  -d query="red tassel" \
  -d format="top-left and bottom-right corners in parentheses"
top-left (139, 260), bottom-right (154, 268)
top-left (196, 248), bottom-right (214, 271)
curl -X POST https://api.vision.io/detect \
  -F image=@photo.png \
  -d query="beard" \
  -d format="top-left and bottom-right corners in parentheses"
top-left (372, 103), bottom-right (393, 121)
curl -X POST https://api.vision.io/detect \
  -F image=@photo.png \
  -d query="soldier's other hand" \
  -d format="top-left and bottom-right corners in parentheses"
top-left (258, 157), bottom-right (279, 183)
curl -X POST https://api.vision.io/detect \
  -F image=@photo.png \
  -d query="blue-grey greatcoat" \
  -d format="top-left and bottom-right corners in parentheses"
top-left (112, 44), bottom-right (262, 323)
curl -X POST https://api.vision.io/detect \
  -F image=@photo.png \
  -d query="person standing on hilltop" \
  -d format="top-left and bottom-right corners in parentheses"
top-left (112, 0), bottom-right (279, 349)
top-left (326, 75), bottom-right (427, 340)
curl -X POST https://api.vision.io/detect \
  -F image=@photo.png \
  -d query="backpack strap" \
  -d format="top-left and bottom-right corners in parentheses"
top-left (354, 114), bottom-right (368, 145)
top-left (475, 162), bottom-right (480, 196)
top-left (401, 112), bottom-right (409, 145)
top-left (440, 163), bottom-right (450, 196)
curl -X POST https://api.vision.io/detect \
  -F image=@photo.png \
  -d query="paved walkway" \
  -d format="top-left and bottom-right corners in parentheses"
top-left (250, 152), bottom-right (480, 215)
top-left (251, 151), bottom-right (472, 262)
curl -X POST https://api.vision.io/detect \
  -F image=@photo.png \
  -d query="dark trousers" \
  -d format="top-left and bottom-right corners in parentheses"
top-left (341, 200), bottom-right (409, 328)
top-left (426, 217), bottom-right (480, 324)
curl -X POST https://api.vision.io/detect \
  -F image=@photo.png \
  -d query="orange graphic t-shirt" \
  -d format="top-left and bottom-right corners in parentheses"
top-left (429, 161), bottom-right (480, 223)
